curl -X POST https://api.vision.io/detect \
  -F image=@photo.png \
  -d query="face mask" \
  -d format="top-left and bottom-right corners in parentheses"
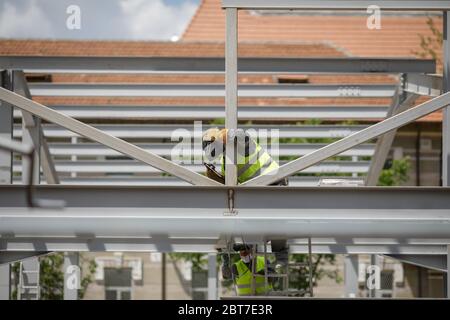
top-left (241, 255), bottom-right (252, 263)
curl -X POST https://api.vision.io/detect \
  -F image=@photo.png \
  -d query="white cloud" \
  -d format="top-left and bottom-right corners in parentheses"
top-left (119, 0), bottom-right (197, 40)
top-left (0, 0), bottom-right (54, 38)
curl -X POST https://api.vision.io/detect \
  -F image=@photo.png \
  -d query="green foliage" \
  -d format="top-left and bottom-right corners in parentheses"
top-left (11, 253), bottom-right (97, 300)
top-left (413, 16), bottom-right (443, 72)
top-left (289, 254), bottom-right (342, 293)
top-left (168, 253), bottom-right (208, 272)
top-left (210, 118), bottom-right (225, 126)
top-left (378, 157), bottom-right (411, 186)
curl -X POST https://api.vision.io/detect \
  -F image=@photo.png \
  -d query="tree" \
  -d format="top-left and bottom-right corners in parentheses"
top-left (378, 157), bottom-right (411, 186)
top-left (11, 252), bottom-right (96, 300)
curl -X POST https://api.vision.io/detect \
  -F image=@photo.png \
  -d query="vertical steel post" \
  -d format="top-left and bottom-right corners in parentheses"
top-left (447, 245), bottom-right (450, 298)
top-left (207, 253), bottom-right (217, 300)
top-left (0, 71), bottom-right (12, 300)
top-left (0, 71), bottom-right (13, 185)
top-left (161, 253), bottom-right (166, 300)
top-left (443, 11), bottom-right (450, 187)
top-left (225, 8), bottom-right (238, 186)
top-left (64, 252), bottom-right (79, 300)
top-left (0, 264), bottom-right (10, 300)
top-left (344, 255), bottom-right (358, 298)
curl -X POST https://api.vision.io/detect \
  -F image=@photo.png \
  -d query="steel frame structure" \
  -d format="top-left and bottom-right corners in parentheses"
top-left (0, 0), bottom-right (450, 299)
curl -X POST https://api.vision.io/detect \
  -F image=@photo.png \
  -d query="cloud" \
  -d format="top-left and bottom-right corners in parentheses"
top-left (0, 0), bottom-right (199, 40)
top-left (0, 0), bottom-right (54, 38)
top-left (119, 0), bottom-right (198, 40)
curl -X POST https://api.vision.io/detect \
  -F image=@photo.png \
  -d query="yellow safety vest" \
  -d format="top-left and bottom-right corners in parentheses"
top-left (235, 256), bottom-right (272, 296)
top-left (221, 138), bottom-right (279, 183)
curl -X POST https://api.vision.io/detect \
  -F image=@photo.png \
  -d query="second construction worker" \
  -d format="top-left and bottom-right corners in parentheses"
top-left (202, 127), bottom-right (289, 294)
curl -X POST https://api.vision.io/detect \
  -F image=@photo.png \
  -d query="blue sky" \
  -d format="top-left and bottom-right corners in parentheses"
top-left (0, 0), bottom-right (201, 40)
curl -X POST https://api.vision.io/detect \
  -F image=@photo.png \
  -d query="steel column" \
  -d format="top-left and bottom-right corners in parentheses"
top-left (443, 12), bottom-right (450, 187)
top-left (344, 255), bottom-right (359, 298)
top-left (207, 253), bottom-right (218, 300)
top-left (0, 264), bottom-right (10, 300)
top-left (225, 8), bottom-right (238, 186)
top-left (0, 71), bottom-right (13, 185)
top-left (63, 252), bottom-right (79, 300)
top-left (20, 257), bottom-right (40, 300)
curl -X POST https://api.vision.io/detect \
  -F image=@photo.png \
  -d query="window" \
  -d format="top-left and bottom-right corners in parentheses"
top-left (104, 267), bottom-right (132, 300)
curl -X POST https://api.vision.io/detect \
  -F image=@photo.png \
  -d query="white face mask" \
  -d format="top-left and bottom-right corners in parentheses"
top-left (241, 255), bottom-right (252, 263)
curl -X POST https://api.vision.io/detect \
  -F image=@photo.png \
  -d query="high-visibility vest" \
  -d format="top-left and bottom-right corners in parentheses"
top-left (221, 136), bottom-right (279, 183)
top-left (235, 256), bottom-right (272, 296)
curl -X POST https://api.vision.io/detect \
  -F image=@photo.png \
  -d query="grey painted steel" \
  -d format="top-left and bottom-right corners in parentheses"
top-left (344, 255), bottom-right (358, 298)
top-left (0, 71), bottom-right (13, 185)
top-left (20, 257), bottom-right (39, 300)
top-left (44, 142), bottom-right (374, 157)
top-left (244, 92), bottom-right (450, 186)
top-left (1, 238), bottom-right (448, 254)
top-left (448, 245), bottom-right (450, 295)
top-left (404, 73), bottom-right (443, 97)
top-left (14, 124), bottom-right (369, 139)
top-left (386, 254), bottom-right (447, 272)
top-left (63, 252), bottom-right (79, 300)
top-left (222, 0), bottom-right (450, 10)
top-left (226, 8), bottom-right (238, 186)
top-left (1, 186), bottom-right (450, 239)
top-left (0, 264), bottom-right (10, 300)
top-left (14, 105), bottom-right (388, 120)
top-left (28, 83), bottom-right (396, 98)
top-left (444, 12), bottom-right (450, 187)
top-left (365, 92), bottom-right (419, 186)
top-left (13, 71), bottom-right (58, 184)
top-left (15, 176), bottom-right (360, 187)
top-left (0, 56), bottom-right (436, 74)
top-left (0, 88), bottom-right (220, 186)
top-left (208, 253), bottom-right (218, 300)
top-left (11, 160), bottom-right (371, 174)
top-left (13, 71), bottom-right (41, 185)
top-left (0, 252), bottom-right (49, 265)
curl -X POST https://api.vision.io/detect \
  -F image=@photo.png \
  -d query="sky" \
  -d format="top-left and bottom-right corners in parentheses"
top-left (0, 0), bottom-right (200, 41)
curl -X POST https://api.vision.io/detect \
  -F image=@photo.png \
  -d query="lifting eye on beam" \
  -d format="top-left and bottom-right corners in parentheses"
top-left (224, 188), bottom-right (238, 216)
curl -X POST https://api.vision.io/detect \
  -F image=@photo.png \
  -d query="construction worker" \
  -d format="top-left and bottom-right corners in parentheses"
top-left (202, 128), bottom-right (290, 285)
top-left (221, 244), bottom-right (274, 296)
top-left (202, 127), bottom-right (288, 186)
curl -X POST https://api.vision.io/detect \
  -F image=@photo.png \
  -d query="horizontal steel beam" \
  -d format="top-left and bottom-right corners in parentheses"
top-left (13, 105), bottom-right (389, 120)
top-left (14, 124), bottom-right (369, 139)
top-left (0, 87), bottom-right (220, 186)
top-left (404, 73), bottom-right (443, 97)
top-left (44, 143), bottom-right (374, 157)
top-left (0, 251), bottom-right (50, 265)
top-left (0, 186), bottom-right (450, 239)
top-left (385, 254), bottom-right (447, 272)
top-left (0, 56), bottom-right (435, 73)
top-left (12, 160), bottom-right (370, 174)
top-left (14, 176), bottom-right (361, 187)
top-left (222, 0), bottom-right (450, 10)
top-left (28, 83), bottom-right (396, 98)
top-left (1, 238), bottom-right (447, 254)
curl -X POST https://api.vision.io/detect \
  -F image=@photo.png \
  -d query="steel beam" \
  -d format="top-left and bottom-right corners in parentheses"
top-left (244, 92), bottom-right (450, 186)
top-left (344, 255), bottom-right (358, 298)
top-left (0, 186), bottom-right (450, 239)
top-left (225, 8), bottom-right (238, 186)
top-left (11, 160), bottom-right (371, 174)
top-left (28, 83), bottom-right (396, 98)
top-left (0, 251), bottom-right (49, 265)
top-left (385, 254), bottom-right (447, 272)
top-left (222, 0), bottom-right (450, 10)
top-left (0, 71), bottom-right (13, 185)
top-left (14, 105), bottom-right (388, 121)
top-left (0, 264), bottom-right (10, 300)
top-left (0, 88), bottom-right (220, 186)
top-left (365, 91), bottom-right (419, 186)
top-left (14, 124), bottom-right (369, 139)
top-left (404, 73), bottom-right (442, 97)
top-left (207, 253), bottom-right (218, 300)
top-left (444, 12), bottom-right (450, 187)
top-left (0, 56), bottom-right (435, 74)
top-left (13, 71), bottom-right (59, 184)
